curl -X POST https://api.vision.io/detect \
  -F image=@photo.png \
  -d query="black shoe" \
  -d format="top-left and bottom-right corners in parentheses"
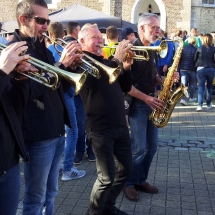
top-left (73, 152), bottom-right (84, 165)
top-left (102, 206), bottom-right (128, 215)
top-left (87, 151), bottom-right (96, 162)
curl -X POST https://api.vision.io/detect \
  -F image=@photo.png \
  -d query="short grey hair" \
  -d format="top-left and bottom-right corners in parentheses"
top-left (138, 13), bottom-right (159, 35)
top-left (78, 23), bottom-right (98, 42)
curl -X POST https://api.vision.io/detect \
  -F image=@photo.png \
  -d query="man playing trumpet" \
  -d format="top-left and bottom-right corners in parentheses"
top-left (9, 0), bottom-right (83, 214)
top-left (77, 23), bottom-right (133, 215)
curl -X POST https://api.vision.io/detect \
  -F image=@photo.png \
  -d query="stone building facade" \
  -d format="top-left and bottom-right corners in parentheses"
top-left (0, 0), bottom-right (214, 34)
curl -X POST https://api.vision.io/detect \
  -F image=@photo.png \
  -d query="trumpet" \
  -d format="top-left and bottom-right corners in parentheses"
top-left (99, 40), bottom-right (168, 61)
top-left (0, 43), bottom-right (87, 94)
top-left (43, 33), bottom-right (121, 84)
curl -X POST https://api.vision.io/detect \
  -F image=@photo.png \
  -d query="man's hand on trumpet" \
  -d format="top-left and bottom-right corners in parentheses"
top-left (59, 41), bottom-right (83, 68)
top-left (113, 40), bottom-right (133, 63)
top-left (112, 40), bottom-right (134, 70)
top-left (0, 41), bottom-right (37, 76)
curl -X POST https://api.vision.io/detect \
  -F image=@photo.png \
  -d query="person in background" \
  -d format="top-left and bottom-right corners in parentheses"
top-left (102, 25), bottom-right (119, 59)
top-left (179, 36), bottom-right (197, 106)
top-left (64, 21), bottom-right (80, 42)
top-left (48, 21), bottom-right (86, 181)
top-left (12, 0), bottom-right (83, 214)
top-left (194, 33), bottom-right (215, 111)
top-left (121, 27), bottom-right (137, 43)
top-left (182, 30), bottom-right (188, 41)
top-left (184, 28), bottom-right (202, 48)
top-left (0, 41), bottom-right (37, 215)
top-left (63, 21), bottom-right (96, 164)
top-left (210, 31), bottom-right (215, 46)
top-left (155, 29), bottom-right (174, 95)
top-left (0, 35), bottom-right (8, 44)
top-left (78, 23), bottom-right (133, 215)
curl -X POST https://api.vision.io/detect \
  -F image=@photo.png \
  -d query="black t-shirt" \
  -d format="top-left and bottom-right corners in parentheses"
top-left (131, 39), bottom-right (158, 95)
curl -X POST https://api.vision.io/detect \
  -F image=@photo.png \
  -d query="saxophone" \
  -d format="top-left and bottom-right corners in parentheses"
top-left (149, 39), bottom-right (188, 128)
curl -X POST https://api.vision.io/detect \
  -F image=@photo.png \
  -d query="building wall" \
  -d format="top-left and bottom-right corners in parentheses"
top-left (0, 0), bottom-right (18, 22)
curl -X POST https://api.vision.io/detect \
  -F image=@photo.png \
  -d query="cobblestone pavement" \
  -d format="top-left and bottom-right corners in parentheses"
top-left (17, 100), bottom-right (215, 215)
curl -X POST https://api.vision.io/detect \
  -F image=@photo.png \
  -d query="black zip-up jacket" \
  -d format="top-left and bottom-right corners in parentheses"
top-left (179, 44), bottom-right (197, 71)
top-left (9, 30), bottom-right (71, 143)
top-left (0, 70), bottom-right (29, 177)
top-left (194, 45), bottom-right (215, 68)
top-left (79, 51), bottom-right (132, 132)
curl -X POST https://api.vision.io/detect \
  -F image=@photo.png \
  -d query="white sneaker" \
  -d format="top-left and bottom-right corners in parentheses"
top-left (196, 106), bottom-right (202, 112)
top-left (189, 98), bottom-right (197, 102)
top-left (61, 167), bottom-right (86, 181)
top-left (180, 99), bottom-right (187, 106)
top-left (207, 105), bottom-right (213, 109)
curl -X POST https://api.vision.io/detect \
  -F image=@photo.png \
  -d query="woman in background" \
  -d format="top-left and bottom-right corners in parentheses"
top-left (194, 34), bottom-right (215, 111)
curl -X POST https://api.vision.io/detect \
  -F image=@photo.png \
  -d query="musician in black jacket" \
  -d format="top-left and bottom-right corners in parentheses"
top-left (0, 41), bottom-right (36, 215)
top-left (78, 23), bottom-right (133, 215)
top-left (10, 0), bottom-right (82, 214)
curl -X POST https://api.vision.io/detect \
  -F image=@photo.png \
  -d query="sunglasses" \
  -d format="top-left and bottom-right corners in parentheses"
top-left (28, 16), bottom-right (50, 25)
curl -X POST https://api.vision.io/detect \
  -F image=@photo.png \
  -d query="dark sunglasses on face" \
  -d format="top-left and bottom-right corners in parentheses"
top-left (28, 16), bottom-right (50, 25)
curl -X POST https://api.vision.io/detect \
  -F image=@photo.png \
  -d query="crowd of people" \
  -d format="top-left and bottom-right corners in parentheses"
top-left (0, 0), bottom-right (214, 215)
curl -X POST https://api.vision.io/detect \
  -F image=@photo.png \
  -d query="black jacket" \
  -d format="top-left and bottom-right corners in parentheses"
top-left (179, 44), bottom-right (197, 71)
top-left (0, 70), bottom-right (29, 177)
top-left (79, 51), bottom-right (132, 132)
top-left (9, 30), bottom-right (71, 143)
top-left (194, 45), bottom-right (215, 68)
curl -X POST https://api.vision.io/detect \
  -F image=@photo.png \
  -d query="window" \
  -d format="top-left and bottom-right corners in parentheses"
top-left (202, 0), bottom-right (214, 4)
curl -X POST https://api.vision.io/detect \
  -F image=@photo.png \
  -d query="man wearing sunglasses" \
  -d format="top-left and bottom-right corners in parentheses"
top-left (9, 0), bottom-right (82, 214)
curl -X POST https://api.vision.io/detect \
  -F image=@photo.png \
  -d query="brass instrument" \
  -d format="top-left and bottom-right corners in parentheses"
top-left (99, 40), bottom-right (168, 61)
top-left (43, 33), bottom-right (122, 83)
top-left (0, 43), bottom-right (87, 94)
top-left (149, 39), bottom-right (188, 128)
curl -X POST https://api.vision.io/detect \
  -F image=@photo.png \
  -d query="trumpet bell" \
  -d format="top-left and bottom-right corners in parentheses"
top-left (108, 66), bottom-right (121, 84)
top-left (158, 40), bottom-right (168, 58)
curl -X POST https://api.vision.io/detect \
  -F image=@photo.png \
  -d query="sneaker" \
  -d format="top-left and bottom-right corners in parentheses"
top-left (189, 98), bottom-right (197, 102)
top-left (207, 105), bottom-right (213, 109)
top-left (180, 99), bottom-right (187, 106)
top-left (87, 151), bottom-right (96, 162)
top-left (73, 152), bottom-right (84, 165)
top-left (196, 106), bottom-right (202, 112)
top-left (61, 167), bottom-right (86, 181)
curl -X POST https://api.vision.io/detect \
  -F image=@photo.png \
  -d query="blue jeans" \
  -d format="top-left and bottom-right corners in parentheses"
top-left (23, 136), bottom-right (65, 215)
top-left (0, 163), bottom-right (20, 215)
top-left (196, 68), bottom-right (215, 106)
top-left (180, 70), bottom-right (196, 98)
top-left (63, 87), bottom-right (78, 171)
top-left (74, 95), bottom-right (93, 156)
top-left (87, 126), bottom-right (132, 214)
top-left (125, 99), bottom-right (158, 187)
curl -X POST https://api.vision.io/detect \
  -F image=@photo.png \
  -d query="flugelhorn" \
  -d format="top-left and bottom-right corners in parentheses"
top-left (43, 33), bottom-right (121, 84)
top-left (0, 43), bottom-right (87, 94)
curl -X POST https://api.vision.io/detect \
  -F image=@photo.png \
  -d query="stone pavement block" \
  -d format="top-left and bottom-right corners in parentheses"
top-left (134, 204), bottom-right (150, 214)
top-left (196, 203), bottom-right (213, 212)
top-left (166, 208), bottom-right (182, 215)
top-left (198, 212), bottom-right (215, 215)
top-left (181, 201), bottom-right (196, 210)
top-left (150, 206), bottom-right (166, 215)
top-left (181, 209), bottom-right (197, 215)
